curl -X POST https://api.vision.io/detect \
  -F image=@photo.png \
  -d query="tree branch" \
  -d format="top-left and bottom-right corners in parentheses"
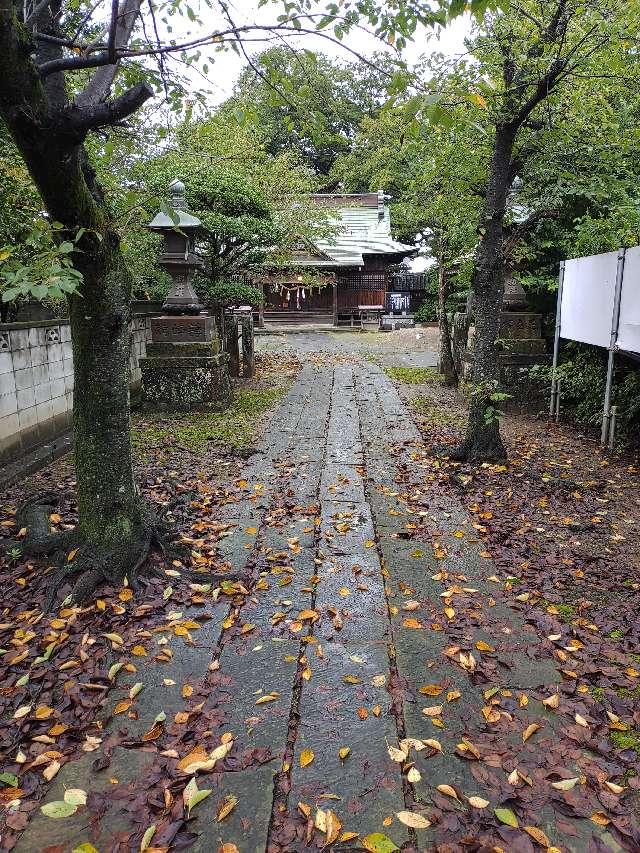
top-left (107, 0), bottom-right (119, 63)
top-left (75, 0), bottom-right (143, 105)
top-left (65, 81), bottom-right (153, 137)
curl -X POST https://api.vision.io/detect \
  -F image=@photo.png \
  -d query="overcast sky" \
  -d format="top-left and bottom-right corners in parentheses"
top-left (170, 2), bottom-right (473, 105)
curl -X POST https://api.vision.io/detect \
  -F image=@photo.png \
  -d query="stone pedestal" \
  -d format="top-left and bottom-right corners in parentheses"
top-left (140, 340), bottom-right (231, 412)
top-left (457, 309), bottom-right (550, 414)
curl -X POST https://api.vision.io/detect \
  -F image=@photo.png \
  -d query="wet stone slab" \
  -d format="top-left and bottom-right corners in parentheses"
top-left (288, 640), bottom-right (408, 846)
top-left (189, 765), bottom-right (277, 853)
top-left (14, 748), bottom-right (155, 853)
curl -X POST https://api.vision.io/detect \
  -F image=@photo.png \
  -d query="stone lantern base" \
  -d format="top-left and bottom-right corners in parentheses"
top-left (454, 310), bottom-right (550, 414)
top-left (140, 340), bottom-right (232, 413)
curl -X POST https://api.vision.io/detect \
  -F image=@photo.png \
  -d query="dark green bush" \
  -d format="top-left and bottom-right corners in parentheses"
top-left (533, 344), bottom-right (640, 444)
top-left (199, 279), bottom-right (263, 308)
top-left (414, 298), bottom-right (438, 322)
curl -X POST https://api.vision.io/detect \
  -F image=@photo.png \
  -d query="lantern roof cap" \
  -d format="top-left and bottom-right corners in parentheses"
top-left (148, 178), bottom-right (202, 231)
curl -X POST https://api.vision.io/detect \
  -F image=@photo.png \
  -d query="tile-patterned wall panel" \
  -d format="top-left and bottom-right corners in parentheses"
top-left (0, 317), bottom-right (152, 465)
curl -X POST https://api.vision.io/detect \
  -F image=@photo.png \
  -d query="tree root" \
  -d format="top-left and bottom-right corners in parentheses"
top-left (447, 434), bottom-right (507, 463)
top-left (13, 492), bottom-right (251, 610)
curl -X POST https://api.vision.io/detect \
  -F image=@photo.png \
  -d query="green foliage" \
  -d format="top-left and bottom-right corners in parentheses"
top-left (533, 347), bottom-right (640, 442)
top-left (413, 299), bottom-right (437, 323)
top-left (204, 281), bottom-right (263, 308)
top-left (221, 47), bottom-right (401, 174)
top-left (0, 221), bottom-right (83, 304)
top-left (610, 729), bottom-right (640, 755)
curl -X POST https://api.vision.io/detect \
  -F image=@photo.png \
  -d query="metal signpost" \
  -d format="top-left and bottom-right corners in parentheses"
top-left (551, 246), bottom-right (638, 448)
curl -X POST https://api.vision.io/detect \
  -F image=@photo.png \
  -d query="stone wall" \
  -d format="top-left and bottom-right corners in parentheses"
top-left (0, 316), bottom-right (152, 468)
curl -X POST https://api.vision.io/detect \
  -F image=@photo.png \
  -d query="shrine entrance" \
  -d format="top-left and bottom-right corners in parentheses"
top-left (263, 278), bottom-right (333, 313)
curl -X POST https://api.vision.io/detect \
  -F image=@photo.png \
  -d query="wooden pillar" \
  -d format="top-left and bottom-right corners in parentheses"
top-left (332, 283), bottom-right (338, 327)
top-left (241, 314), bottom-right (254, 378)
top-left (258, 281), bottom-right (265, 328)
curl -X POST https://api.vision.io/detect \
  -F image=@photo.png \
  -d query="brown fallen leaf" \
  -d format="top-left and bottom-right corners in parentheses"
top-left (522, 723), bottom-right (540, 742)
top-left (467, 796), bottom-right (489, 808)
top-left (396, 810), bottom-right (431, 829)
top-left (216, 794), bottom-right (238, 822)
top-left (436, 784), bottom-right (460, 802)
top-left (523, 826), bottom-right (551, 847)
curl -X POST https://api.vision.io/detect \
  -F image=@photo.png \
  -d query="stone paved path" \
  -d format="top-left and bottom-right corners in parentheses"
top-left (16, 335), bottom-right (621, 852)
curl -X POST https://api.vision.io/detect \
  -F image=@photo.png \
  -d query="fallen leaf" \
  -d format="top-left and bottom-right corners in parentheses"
top-left (494, 807), bottom-right (519, 828)
top-left (216, 794), bottom-right (238, 822)
top-left (419, 684), bottom-right (444, 697)
top-left (436, 784), bottom-right (460, 801)
top-left (63, 789), bottom-right (87, 806)
top-left (468, 796), bottom-right (489, 808)
top-left (396, 810), bottom-right (431, 829)
top-left (522, 723), bottom-right (540, 742)
top-left (361, 833), bottom-right (400, 852)
top-left (387, 744), bottom-right (408, 763)
top-left (300, 748), bottom-right (314, 768)
top-left (524, 826), bottom-right (551, 847)
top-left (40, 801), bottom-right (77, 818)
top-left (551, 777), bottom-right (579, 790)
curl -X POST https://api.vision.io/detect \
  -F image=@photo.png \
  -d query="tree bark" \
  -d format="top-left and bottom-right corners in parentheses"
top-left (437, 256), bottom-right (457, 386)
top-left (456, 125), bottom-right (515, 462)
top-left (0, 6), bottom-right (150, 594)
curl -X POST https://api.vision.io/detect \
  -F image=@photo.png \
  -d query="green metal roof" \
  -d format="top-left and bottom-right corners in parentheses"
top-left (296, 191), bottom-right (416, 268)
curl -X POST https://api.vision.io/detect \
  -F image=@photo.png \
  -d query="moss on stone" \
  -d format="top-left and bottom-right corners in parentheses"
top-left (384, 367), bottom-right (442, 384)
top-left (132, 385), bottom-right (288, 452)
top-left (610, 729), bottom-right (640, 754)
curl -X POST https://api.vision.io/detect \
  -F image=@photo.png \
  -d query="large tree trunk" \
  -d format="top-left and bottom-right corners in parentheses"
top-left (456, 125), bottom-right (515, 461)
top-left (437, 259), bottom-right (457, 386)
top-left (0, 15), bottom-right (149, 595)
top-left (69, 234), bottom-right (144, 549)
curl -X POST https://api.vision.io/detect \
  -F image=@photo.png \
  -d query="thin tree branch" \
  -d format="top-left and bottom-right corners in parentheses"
top-left (107, 0), bottom-right (119, 63)
top-left (75, 0), bottom-right (143, 105)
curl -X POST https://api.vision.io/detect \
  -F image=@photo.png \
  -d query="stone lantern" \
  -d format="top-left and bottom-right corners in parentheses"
top-left (139, 179), bottom-right (231, 412)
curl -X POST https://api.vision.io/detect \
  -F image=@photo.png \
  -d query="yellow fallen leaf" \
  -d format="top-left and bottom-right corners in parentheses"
top-left (523, 826), bottom-right (551, 847)
top-left (255, 693), bottom-right (278, 705)
top-left (551, 777), bottom-right (579, 790)
top-left (216, 794), bottom-right (238, 822)
top-left (436, 784), bottom-right (460, 801)
top-left (300, 748), bottom-right (314, 768)
top-left (35, 706), bottom-right (54, 720)
top-left (396, 810), bottom-right (431, 829)
top-left (468, 796), bottom-right (489, 808)
top-left (387, 744), bottom-right (408, 763)
top-left (522, 723), bottom-right (540, 742)
top-left (419, 684), bottom-right (444, 697)
top-left (43, 760), bottom-right (61, 781)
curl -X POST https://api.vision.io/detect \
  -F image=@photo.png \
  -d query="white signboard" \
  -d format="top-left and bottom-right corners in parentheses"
top-left (560, 251), bottom-right (619, 348)
top-left (617, 246), bottom-right (640, 354)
